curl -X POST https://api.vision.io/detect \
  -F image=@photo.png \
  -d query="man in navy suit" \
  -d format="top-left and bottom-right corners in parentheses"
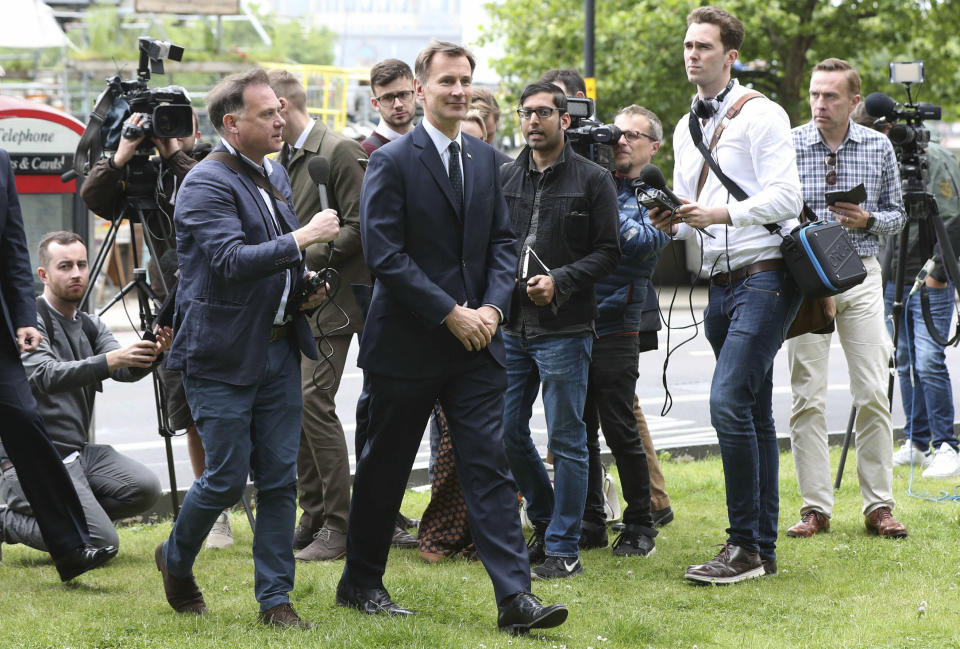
top-left (155, 69), bottom-right (340, 628)
top-left (0, 148), bottom-right (117, 581)
top-left (335, 40), bottom-right (568, 635)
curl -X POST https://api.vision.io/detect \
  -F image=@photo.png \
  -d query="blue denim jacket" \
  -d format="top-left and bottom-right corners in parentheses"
top-left (595, 177), bottom-right (671, 337)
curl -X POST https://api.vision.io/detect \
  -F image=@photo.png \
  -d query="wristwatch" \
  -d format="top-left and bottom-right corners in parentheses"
top-left (865, 214), bottom-right (875, 231)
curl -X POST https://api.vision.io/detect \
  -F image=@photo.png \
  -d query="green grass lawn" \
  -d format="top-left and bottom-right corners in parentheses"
top-left (2, 449), bottom-right (960, 649)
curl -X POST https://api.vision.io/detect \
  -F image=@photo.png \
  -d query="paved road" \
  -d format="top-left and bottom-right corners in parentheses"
top-left (91, 288), bottom-right (959, 493)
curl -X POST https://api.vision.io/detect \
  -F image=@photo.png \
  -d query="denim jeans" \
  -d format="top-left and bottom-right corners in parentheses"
top-left (884, 281), bottom-right (958, 452)
top-left (165, 339), bottom-right (302, 611)
top-left (705, 268), bottom-right (799, 560)
top-left (502, 332), bottom-right (592, 558)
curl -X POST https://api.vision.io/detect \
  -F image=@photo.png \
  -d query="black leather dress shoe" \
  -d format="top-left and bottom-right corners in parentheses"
top-left (55, 544), bottom-right (118, 582)
top-left (335, 579), bottom-right (415, 617)
top-left (497, 592), bottom-right (568, 635)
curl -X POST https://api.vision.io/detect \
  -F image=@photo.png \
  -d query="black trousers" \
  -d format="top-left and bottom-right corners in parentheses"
top-left (0, 342), bottom-right (90, 557)
top-left (343, 353), bottom-right (530, 605)
top-left (582, 334), bottom-right (654, 530)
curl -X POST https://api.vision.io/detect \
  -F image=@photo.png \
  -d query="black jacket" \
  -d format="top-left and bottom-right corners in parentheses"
top-left (500, 140), bottom-right (620, 332)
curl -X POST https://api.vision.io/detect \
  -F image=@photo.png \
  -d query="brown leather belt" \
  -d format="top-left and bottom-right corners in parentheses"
top-left (710, 259), bottom-right (785, 286)
top-left (269, 322), bottom-right (294, 342)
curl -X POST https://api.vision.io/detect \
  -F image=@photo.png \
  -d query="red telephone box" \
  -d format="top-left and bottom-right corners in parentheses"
top-left (0, 95), bottom-right (88, 290)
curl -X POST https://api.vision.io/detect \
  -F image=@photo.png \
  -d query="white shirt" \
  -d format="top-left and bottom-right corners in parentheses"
top-left (374, 120), bottom-right (409, 142)
top-left (220, 138), bottom-right (299, 325)
top-left (421, 117), bottom-right (464, 188)
top-left (293, 119), bottom-right (315, 151)
top-left (671, 80), bottom-right (803, 277)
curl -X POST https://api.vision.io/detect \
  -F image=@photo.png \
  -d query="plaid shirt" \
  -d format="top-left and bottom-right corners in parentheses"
top-left (792, 120), bottom-right (905, 257)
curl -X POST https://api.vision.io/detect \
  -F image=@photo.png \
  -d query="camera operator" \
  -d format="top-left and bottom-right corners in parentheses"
top-left (81, 109), bottom-right (205, 262)
top-left (649, 6), bottom-right (802, 583)
top-left (0, 231), bottom-right (167, 555)
top-left (786, 59), bottom-right (907, 540)
top-left (578, 105), bottom-right (671, 559)
top-left (500, 81), bottom-right (620, 580)
top-left (79, 110), bottom-right (233, 549)
top-left (852, 103), bottom-right (960, 478)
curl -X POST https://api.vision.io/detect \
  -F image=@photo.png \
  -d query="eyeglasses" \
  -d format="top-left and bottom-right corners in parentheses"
top-left (516, 107), bottom-right (561, 120)
top-left (825, 153), bottom-right (838, 186)
top-left (620, 130), bottom-right (657, 144)
top-left (374, 90), bottom-right (414, 104)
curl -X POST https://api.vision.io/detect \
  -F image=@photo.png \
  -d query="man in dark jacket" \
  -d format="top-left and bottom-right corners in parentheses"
top-left (580, 105), bottom-right (671, 557)
top-left (500, 81), bottom-right (620, 580)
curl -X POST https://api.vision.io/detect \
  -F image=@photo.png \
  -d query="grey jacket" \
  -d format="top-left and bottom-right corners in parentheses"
top-left (11, 299), bottom-right (150, 457)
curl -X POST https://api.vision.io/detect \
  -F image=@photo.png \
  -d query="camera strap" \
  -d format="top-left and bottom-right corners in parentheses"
top-left (688, 95), bottom-right (818, 229)
top-left (206, 151), bottom-right (292, 211)
top-left (690, 92), bottom-right (762, 200)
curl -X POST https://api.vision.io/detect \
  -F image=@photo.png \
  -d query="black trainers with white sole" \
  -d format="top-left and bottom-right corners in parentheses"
top-left (532, 556), bottom-right (583, 580)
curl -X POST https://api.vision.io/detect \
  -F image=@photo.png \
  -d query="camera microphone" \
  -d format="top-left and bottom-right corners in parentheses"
top-left (864, 92), bottom-right (898, 121)
top-left (308, 155), bottom-right (331, 212)
top-left (909, 256), bottom-right (939, 297)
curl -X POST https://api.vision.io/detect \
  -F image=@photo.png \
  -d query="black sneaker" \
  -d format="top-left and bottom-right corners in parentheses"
top-left (526, 522), bottom-right (547, 566)
top-left (651, 506), bottom-right (674, 528)
top-left (578, 520), bottom-right (608, 550)
top-left (532, 556), bottom-right (583, 580)
top-left (611, 525), bottom-right (656, 557)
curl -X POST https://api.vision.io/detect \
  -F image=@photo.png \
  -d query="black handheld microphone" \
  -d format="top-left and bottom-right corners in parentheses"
top-left (639, 164), bottom-right (683, 207)
top-left (307, 155), bottom-right (331, 211)
top-left (638, 163), bottom-right (715, 239)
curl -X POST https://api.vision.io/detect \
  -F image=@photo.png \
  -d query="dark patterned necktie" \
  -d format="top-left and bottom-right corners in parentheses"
top-left (448, 141), bottom-right (463, 212)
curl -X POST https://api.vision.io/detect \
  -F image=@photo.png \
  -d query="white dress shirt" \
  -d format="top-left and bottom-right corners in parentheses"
top-left (671, 80), bottom-right (803, 277)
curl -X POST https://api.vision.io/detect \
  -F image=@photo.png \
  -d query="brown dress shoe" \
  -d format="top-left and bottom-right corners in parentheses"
top-left (155, 543), bottom-right (207, 614)
top-left (684, 543), bottom-right (764, 584)
top-left (786, 510), bottom-right (830, 538)
top-left (258, 603), bottom-right (313, 629)
top-left (865, 507), bottom-right (908, 538)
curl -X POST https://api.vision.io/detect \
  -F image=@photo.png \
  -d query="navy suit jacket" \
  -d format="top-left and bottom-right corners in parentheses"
top-left (0, 149), bottom-right (35, 359)
top-left (358, 124), bottom-right (517, 378)
top-left (167, 143), bottom-right (316, 385)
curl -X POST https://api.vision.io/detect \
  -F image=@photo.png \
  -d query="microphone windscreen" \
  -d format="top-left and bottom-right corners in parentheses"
top-left (864, 92), bottom-right (897, 120)
top-left (638, 163), bottom-right (668, 190)
top-left (308, 155), bottom-right (330, 186)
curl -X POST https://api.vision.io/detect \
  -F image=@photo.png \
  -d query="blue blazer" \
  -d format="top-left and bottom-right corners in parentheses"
top-left (0, 149), bottom-right (35, 358)
top-left (166, 143), bottom-right (316, 385)
top-left (358, 124), bottom-right (517, 378)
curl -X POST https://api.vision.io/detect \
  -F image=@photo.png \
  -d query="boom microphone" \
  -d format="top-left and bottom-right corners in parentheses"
top-left (307, 155), bottom-right (331, 211)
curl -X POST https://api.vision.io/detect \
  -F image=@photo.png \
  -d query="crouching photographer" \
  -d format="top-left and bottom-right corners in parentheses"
top-left (0, 232), bottom-right (167, 554)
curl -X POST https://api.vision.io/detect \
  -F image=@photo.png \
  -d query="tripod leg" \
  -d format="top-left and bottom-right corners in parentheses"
top-left (833, 406), bottom-right (857, 490)
top-left (163, 433), bottom-right (180, 519)
top-left (240, 480), bottom-right (255, 532)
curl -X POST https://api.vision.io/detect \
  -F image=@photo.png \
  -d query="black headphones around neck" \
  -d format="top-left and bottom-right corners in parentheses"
top-left (691, 79), bottom-right (736, 119)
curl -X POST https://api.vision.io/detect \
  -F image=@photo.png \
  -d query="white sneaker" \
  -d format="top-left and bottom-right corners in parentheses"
top-left (205, 512), bottom-right (234, 549)
top-left (892, 441), bottom-right (931, 467)
top-left (922, 443), bottom-right (960, 479)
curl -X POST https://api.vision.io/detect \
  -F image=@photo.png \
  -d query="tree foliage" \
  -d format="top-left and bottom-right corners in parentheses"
top-left (75, 3), bottom-right (336, 66)
top-left (479, 0), bottom-right (960, 175)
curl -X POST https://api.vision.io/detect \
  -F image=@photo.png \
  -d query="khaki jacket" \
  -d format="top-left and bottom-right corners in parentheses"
top-left (286, 121), bottom-right (369, 336)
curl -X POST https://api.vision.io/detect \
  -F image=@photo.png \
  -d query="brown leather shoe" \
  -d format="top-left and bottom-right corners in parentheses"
top-left (258, 602), bottom-right (313, 629)
top-left (684, 544), bottom-right (764, 584)
top-left (865, 507), bottom-right (908, 538)
top-left (786, 510), bottom-right (830, 538)
top-left (155, 543), bottom-right (207, 614)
